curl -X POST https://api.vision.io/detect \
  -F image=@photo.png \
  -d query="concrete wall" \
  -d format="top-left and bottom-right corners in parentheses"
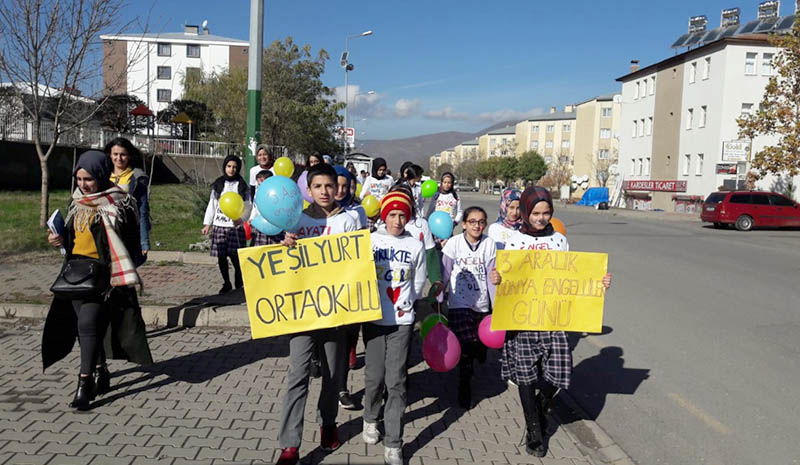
top-left (102, 39), bottom-right (127, 95)
top-left (651, 63), bottom-right (684, 210)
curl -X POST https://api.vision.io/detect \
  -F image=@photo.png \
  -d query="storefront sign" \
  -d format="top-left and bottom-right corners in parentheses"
top-left (722, 140), bottom-right (750, 162)
top-left (715, 163), bottom-right (738, 175)
top-left (623, 180), bottom-right (687, 192)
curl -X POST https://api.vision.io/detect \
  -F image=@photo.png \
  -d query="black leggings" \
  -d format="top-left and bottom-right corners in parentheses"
top-left (218, 254), bottom-right (243, 286)
top-left (71, 298), bottom-right (108, 375)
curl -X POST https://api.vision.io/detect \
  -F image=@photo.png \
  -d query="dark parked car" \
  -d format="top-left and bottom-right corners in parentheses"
top-left (701, 191), bottom-right (800, 231)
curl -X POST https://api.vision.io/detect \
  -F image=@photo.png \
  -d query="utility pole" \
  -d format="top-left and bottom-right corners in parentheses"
top-left (245, 0), bottom-right (264, 173)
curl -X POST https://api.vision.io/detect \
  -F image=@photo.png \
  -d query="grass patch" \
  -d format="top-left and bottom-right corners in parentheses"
top-left (0, 184), bottom-right (209, 255)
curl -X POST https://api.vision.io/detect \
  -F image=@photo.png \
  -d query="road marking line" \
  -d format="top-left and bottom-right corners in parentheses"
top-left (667, 392), bottom-right (732, 435)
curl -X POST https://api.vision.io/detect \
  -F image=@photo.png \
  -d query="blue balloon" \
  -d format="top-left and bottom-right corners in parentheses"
top-left (255, 175), bottom-right (304, 230)
top-left (251, 215), bottom-right (282, 236)
top-left (429, 211), bottom-right (454, 240)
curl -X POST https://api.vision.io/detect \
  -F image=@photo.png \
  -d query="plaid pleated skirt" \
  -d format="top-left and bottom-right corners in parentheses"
top-left (210, 225), bottom-right (247, 257)
top-left (501, 330), bottom-right (572, 389)
top-left (448, 307), bottom-right (486, 344)
top-left (251, 231), bottom-right (281, 247)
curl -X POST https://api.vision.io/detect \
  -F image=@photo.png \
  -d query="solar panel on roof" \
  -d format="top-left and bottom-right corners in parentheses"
top-left (738, 20), bottom-right (760, 34)
top-left (774, 15), bottom-right (796, 32)
top-left (719, 25), bottom-right (739, 38)
top-left (754, 17), bottom-right (779, 32)
top-left (685, 32), bottom-right (704, 46)
top-left (701, 27), bottom-right (723, 43)
top-left (671, 33), bottom-right (692, 48)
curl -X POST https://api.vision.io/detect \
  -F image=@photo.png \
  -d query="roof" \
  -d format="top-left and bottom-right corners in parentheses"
top-left (575, 93), bottom-right (619, 106)
top-left (488, 126), bottom-right (516, 135)
top-left (100, 32), bottom-right (247, 46)
top-left (524, 111), bottom-right (576, 122)
top-left (459, 140), bottom-right (479, 146)
top-left (617, 34), bottom-right (773, 82)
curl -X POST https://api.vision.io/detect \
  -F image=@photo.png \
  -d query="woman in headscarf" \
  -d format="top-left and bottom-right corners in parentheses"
top-left (359, 157), bottom-right (393, 203)
top-left (105, 137), bottom-right (151, 260)
top-left (488, 186), bottom-right (611, 457)
top-left (44, 150), bottom-right (152, 411)
top-left (487, 188), bottom-right (522, 249)
top-left (334, 165), bottom-right (367, 229)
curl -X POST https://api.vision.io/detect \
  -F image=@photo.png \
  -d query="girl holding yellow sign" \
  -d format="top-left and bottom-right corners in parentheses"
top-left (489, 186), bottom-right (611, 458)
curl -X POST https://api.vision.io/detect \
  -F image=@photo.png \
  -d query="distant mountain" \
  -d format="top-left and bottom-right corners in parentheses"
top-left (356, 120), bottom-right (516, 173)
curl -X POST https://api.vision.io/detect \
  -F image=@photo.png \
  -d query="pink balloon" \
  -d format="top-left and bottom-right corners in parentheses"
top-left (297, 171), bottom-right (313, 203)
top-left (478, 315), bottom-right (506, 349)
top-left (422, 323), bottom-right (461, 372)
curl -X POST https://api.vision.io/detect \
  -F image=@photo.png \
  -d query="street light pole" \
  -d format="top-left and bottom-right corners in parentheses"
top-left (245, 0), bottom-right (264, 173)
top-left (342, 30), bottom-right (372, 154)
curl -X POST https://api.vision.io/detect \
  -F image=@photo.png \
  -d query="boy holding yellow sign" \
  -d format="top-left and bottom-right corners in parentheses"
top-left (275, 164), bottom-right (359, 465)
top-left (489, 187), bottom-right (611, 458)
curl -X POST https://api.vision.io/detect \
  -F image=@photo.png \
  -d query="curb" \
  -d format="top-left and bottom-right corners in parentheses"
top-left (1, 301), bottom-right (250, 328)
top-left (553, 389), bottom-right (637, 465)
top-left (146, 251), bottom-right (217, 265)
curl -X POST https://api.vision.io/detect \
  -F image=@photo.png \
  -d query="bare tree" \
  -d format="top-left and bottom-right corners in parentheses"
top-left (0, 0), bottom-right (146, 225)
top-left (546, 153), bottom-right (573, 196)
top-left (591, 149), bottom-right (619, 187)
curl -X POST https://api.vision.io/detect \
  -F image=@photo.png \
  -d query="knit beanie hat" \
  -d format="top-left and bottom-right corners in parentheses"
top-left (380, 191), bottom-right (413, 223)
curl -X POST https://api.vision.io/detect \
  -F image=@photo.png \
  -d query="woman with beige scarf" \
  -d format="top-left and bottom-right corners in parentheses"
top-left (43, 150), bottom-right (152, 411)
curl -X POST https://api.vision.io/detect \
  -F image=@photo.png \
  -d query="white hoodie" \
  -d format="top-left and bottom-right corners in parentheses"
top-left (371, 229), bottom-right (427, 326)
top-left (203, 181), bottom-right (252, 228)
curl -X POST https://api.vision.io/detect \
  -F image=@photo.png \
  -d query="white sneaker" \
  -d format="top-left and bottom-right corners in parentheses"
top-left (383, 446), bottom-right (403, 465)
top-left (362, 420), bottom-right (380, 444)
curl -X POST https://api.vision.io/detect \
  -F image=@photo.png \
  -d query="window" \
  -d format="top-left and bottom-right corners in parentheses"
top-left (686, 108), bottom-right (694, 130)
top-left (157, 66), bottom-right (171, 80)
top-left (561, 140), bottom-right (570, 149)
top-left (730, 194), bottom-right (751, 204)
top-left (689, 62), bottom-right (697, 84)
top-left (545, 156), bottom-right (553, 164)
top-left (638, 119), bottom-right (644, 137)
top-left (546, 124), bottom-right (554, 133)
top-left (630, 159), bottom-right (636, 175)
top-left (186, 67), bottom-right (202, 80)
top-left (634, 82), bottom-right (639, 99)
top-left (646, 116), bottom-right (653, 135)
top-left (762, 53), bottom-right (774, 75)
top-left (531, 141), bottom-right (539, 150)
top-left (644, 157), bottom-right (651, 175)
top-left (649, 76), bottom-right (656, 95)
top-left (741, 103), bottom-right (753, 116)
top-left (186, 44), bottom-right (200, 58)
top-left (501, 138), bottom-right (507, 145)
top-left (598, 149), bottom-right (610, 160)
top-left (637, 158), bottom-right (643, 175)
top-left (646, 78), bottom-right (653, 95)
top-left (632, 120), bottom-right (638, 138)
top-left (600, 128), bottom-right (611, 139)
top-left (745, 52), bottom-right (757, 75)
top-left (601, 107), bottom-right (612, 118)
top-left (490, 139), bottom-right (496, 149)
top-left (531, 123), bottom-right (539, 132)
top-left (563, 124), bottom-right (571, 132)
top-left (769, 194), bottom-right (795, 206)
top-left (696, 154), bottom-right (704, 175)
top-left (683, 154), bottom-right (691, 175)
top-left (545, 140), bottom-right (553, 149)
top-left (698, 106), bottom-right (706, 127)
top-left (703, 57), bottom-right (711, 80)
top-left (157, 89), bottom-right (171, 102)
top-left (751, 194), bottom-right (770, 205)
top-left (157, 43), bottom-right (171, 56)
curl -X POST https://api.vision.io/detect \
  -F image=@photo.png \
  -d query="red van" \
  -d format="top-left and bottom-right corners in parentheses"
top-left (701, 191), bottom-right (800, 230)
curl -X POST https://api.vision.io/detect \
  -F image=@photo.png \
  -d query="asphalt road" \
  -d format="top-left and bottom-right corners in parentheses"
top-left (456, 191), bottom-right (800, 465)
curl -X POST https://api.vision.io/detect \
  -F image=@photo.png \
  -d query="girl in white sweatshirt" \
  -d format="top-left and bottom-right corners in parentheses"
top-left (425, 172), bottom-right (463, 224)
top-left (201, 155), bottom-right (252, 294)
top-left (362, 190), bottom-right (426, 465)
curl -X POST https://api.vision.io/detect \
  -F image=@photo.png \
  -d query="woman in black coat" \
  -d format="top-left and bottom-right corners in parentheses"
top-left (44, 150), bottom-right (152, 410)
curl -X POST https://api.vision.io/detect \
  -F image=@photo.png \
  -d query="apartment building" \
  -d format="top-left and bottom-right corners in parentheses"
top-left (572, 95), bottom-right (622, 196)
top-left (479, 126), bottom-right (516, 159)
top-left (514, 108), bottom-right (576, 163)
top-left (101, 24), bottom-right (248, 117)
top-left (618, 3), bottom-right (799, 211)
top-left (454, 139), bottom-right (479, 165)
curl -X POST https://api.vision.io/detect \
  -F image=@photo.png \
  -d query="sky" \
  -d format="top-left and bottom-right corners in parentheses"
top-left (123, 0), bottom-right (797, 140)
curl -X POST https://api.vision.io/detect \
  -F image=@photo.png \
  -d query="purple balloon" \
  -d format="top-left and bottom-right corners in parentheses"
top-left (422, 323), bottom-right (461, 372)
top-left (297, 171), bottom-right (313, 203)
top-left (478, 315), bottom-right (505, 349)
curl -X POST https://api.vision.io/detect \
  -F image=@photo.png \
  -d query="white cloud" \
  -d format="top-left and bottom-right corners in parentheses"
top-left (394, 98), bottom-right (421, 118)
top-left (332, 84), bottom-right (385, 118)
top-left (423, 106), bottom-right (472, 121)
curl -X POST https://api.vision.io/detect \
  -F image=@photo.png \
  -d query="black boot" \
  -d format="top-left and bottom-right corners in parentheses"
top-left (458, 358), bottom-right (473, 409)
top-left (93, 365), bottom-right (110, 396)
top-left (519, 384), bottom-right (546, 457)
top-left (69, 375), bottom-right (95, 411)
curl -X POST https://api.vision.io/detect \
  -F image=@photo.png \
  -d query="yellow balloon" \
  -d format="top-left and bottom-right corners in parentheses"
top-left (362, 195), bottom-right (380, 218)
top-left (355, 183), bottom-right (363, 198)
top-left (219, 192), bottom-right (244, 220)
top-left (273, 156), bottom-right (295, 177)
top-left (303, 200), bottom-right (310, 209)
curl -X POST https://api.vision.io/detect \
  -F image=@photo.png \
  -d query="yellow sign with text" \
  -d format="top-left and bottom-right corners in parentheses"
top-left (238, 230), bottom-right (382, 339)
top-left (492, 250), bottom-right (608, 333)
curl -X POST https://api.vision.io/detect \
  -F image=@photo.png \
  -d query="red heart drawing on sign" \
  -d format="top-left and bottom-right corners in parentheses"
top-left (386, 286), bottom-right (401, 304)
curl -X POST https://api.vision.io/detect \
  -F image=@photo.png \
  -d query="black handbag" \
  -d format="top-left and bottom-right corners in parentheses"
top-left (50, 258), bottom-right (109, 300)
